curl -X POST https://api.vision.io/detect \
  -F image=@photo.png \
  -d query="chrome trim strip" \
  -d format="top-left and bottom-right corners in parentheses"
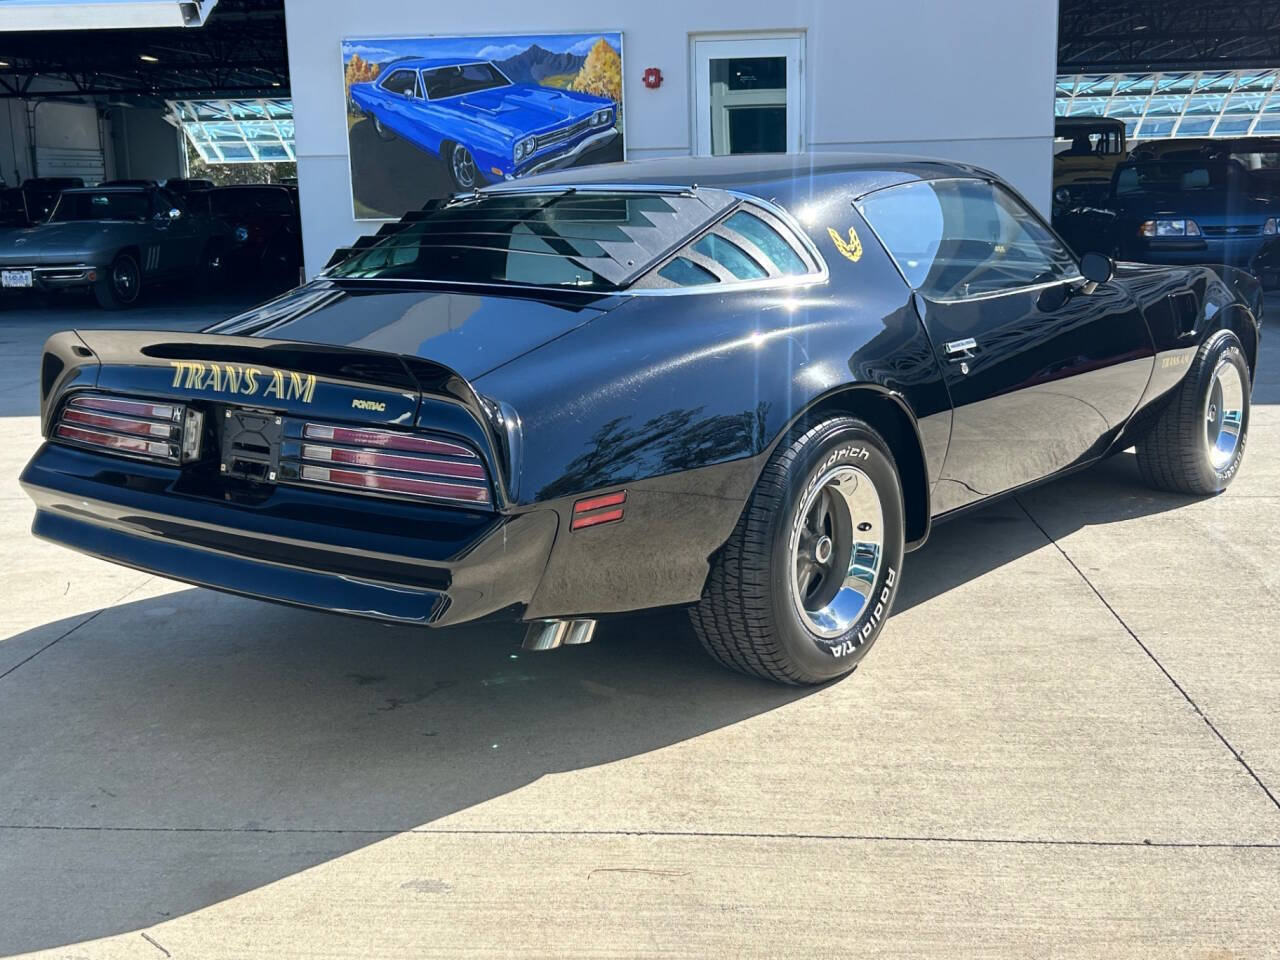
top-left (522, 128), bottom-right (620, 176)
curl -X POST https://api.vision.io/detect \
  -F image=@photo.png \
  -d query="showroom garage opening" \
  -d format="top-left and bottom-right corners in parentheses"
top-left (0, 0), bottom-right (299, 304)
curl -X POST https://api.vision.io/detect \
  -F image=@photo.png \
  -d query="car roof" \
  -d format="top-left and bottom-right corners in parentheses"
top-left (495, 152), bottom-right (995, 205)
top-left (381, 56), bottom-right (490, 71)
top-left (63, 185), bottom-right (151, 193)
top-left (1055, 116), bottom-right (1126, 131)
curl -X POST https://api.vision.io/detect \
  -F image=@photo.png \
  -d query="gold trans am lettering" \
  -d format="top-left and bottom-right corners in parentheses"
top-left (827, 226), bottom-right (863, 263)
top-left (168, 360), bottom-right (316, 403)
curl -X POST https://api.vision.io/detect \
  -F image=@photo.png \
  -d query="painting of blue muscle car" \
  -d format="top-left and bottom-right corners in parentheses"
top-left (343, 33), bottom-right (625, 220)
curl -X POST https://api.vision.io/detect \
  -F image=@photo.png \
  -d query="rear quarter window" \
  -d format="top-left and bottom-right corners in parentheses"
top-left (642, 203), bottom-right (819, 289)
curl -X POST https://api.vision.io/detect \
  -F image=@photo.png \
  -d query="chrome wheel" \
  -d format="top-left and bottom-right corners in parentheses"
top-left (112, 257), bottom-right (139, 303)
top-left (788, 465), bottom-right (885, 638)
top-left (1204, 356), bottom-right (1245, 471)
top-left (451, 143), bottom-right (477, 189)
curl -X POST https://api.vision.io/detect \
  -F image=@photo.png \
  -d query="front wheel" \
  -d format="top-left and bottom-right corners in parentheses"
top-left (372, 115), bottom-right (395, 141)
top-left (690, 417), bottom-right (906, 685)
top-left (93, 252), bottom-right (141, 310)
top-left (446, 142), bottom-right (481, 191)
top-left (1135, 330), bottom-right (1251, 495)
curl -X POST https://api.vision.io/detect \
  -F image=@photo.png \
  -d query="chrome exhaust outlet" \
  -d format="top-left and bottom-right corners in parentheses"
top-left (563, 619), bottom-right (596, 646)
top-left (522, 618), bottom-right (596, 651)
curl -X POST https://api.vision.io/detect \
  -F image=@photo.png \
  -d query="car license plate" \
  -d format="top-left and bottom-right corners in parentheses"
top-left (1, 269), bottom-right (32, 289)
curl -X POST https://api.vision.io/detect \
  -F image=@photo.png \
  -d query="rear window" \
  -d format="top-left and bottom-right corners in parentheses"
top-left (328, 190), bottom-right (736, 291)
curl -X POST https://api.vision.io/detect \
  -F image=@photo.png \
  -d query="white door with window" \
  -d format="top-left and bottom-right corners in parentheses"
top-left (693, 36), bottom-right (804, 156)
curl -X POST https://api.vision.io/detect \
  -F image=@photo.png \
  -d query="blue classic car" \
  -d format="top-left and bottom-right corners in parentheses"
top-left (349, 57), bottom-right (618, 190)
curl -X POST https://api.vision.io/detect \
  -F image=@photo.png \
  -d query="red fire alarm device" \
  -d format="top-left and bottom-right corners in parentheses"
top-left (642, 67), bottom-right (663, 89)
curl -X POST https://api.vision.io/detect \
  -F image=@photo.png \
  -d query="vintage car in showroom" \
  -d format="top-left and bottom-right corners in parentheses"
top-left (20, 155), bottom-right (1259, 685)
top-left (1052, 115), bottom-right (1129, 218)
top-left (1054, 157), bottom-right (1280, 287)
top-left (349, 56), bottom-right (618, 189)
top-left (0, 184), bottom-right (227, 308)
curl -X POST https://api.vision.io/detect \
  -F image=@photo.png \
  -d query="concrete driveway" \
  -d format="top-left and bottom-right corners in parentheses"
top-left (0, 292), bottom-right (1277, 958)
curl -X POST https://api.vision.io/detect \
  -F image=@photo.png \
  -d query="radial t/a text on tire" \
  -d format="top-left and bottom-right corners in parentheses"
top-left (690, 416), bottom-right (906, 685)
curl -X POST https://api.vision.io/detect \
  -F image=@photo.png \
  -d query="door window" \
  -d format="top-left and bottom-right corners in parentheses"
top-left (381, 70), bottom-right (417, 98)
top-left (856, 178), bottom-right (1078, 300)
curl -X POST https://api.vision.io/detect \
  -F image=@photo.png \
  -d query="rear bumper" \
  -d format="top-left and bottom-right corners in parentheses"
top-left (21, 442), bottom-right (558, 627)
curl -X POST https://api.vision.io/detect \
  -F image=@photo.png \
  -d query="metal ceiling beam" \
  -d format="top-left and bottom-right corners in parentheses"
top-left (0, 0), bottom-right (285, 101)
top-left (1060, 0), bottom-right (1280, 73)
top-left (0, 0), bottom-right (219, 31)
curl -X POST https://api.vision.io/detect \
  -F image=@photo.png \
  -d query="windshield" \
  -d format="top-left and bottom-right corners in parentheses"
top-left (1114, 161), bottom-right (1242, 196)
top-left (328, 189), bottom-right (735, 291)
top-left (422, 62), bottom-right (510, 99)
top-left (50, 191), bottom-right (151, 222)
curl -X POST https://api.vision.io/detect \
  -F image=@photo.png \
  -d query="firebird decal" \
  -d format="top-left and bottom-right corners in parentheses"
top-left (827, 226), bottom-right (863, 263)
top-left (168, 360), bottom-right (316, 403)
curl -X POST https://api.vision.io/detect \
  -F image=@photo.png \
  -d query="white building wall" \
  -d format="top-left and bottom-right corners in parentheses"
top-left (284, 0), bottom-right (1059, 277)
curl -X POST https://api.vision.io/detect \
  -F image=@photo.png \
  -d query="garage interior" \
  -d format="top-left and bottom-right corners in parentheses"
top-left (0, 0), bottom-right (289, 189)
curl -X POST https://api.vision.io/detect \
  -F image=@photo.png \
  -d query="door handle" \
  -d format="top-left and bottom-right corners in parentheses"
top-left (944, 337), bottom-right (978, 359)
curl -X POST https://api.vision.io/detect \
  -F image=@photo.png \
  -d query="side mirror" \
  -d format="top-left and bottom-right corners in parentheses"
top-left (1078, 251), bottom-right (1114, 294)
top-left (168, 207), bottom-right (183, 220)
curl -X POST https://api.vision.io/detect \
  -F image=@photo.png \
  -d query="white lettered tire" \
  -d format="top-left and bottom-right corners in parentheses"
top-left (690, 416), bottom-right (906, 685)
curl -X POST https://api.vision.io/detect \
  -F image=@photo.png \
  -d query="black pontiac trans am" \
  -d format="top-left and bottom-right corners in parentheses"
top-left (20, 155), bottom-right (1260, 685)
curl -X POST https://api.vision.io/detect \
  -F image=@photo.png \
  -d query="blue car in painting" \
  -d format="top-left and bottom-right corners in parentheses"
top-left (349, 57), bottom-right (618, 190)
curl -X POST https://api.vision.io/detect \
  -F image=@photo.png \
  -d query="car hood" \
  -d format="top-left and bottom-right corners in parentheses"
top-left (0, 220), bottom-right (119, 253)
top-left (455, 84), bottom-right (607, 138)
top-left (206, 280), bottom-right (620, 381)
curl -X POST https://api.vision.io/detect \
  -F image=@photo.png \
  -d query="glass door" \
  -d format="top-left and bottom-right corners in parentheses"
top-left (693, 36), bottom-right (803, 156)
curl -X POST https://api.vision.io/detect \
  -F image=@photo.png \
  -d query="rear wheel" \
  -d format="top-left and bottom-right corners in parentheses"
top-left (93, 252), bottom-right (141, 310)
top-left (690, 417), bottom-right (906, 685)
top-left (1136, 330), bottom-right (1251, 495)
top-left (372, 115), bottom-right (395, 141)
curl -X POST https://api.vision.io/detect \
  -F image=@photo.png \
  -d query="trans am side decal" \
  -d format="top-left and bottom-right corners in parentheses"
top-left (168, 360), bottom-right (317, 403)
top-left (827, 226), bottom-right (863, 263)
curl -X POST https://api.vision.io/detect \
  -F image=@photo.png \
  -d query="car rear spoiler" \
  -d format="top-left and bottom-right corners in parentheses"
top-left (38, 328), bottom-right (493, 445)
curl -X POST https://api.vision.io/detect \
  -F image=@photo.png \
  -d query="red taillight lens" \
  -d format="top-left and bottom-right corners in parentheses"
top-left (53, 394), bottom-right (198, 464)
top-left (288, 422), bottom-right (490, 507)
top-left (303, 423), bottom-right (475, 459)
top-left (54, 423), bottom-right (177, 460)
top-left (300, 465), bottom-right (490, 504)
top-left (301, 443), bottom-right (486, 479)
top-left (572, 490), bottom-right (626, 530)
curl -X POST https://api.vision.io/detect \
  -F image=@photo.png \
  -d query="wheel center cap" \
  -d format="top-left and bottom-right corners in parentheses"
top-left (1208, 404), bottom-right (1218, 423)
top-left (813, 535), bottom-right (834, 565)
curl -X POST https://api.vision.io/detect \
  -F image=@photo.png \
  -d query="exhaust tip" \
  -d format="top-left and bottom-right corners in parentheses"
top-left (522, 618), bottom-right (596, 651)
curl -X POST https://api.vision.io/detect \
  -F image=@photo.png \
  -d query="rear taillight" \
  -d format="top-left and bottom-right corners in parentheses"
top-left (54, 394), bottom-right (203, 464)
top-left (285, 422), bottom-right (490, 507)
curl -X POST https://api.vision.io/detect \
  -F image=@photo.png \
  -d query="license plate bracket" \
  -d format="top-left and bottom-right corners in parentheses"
top-left (220, 408), bottom-right (283, 483)
top-left (1, 269), bottom-right (33, 289)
